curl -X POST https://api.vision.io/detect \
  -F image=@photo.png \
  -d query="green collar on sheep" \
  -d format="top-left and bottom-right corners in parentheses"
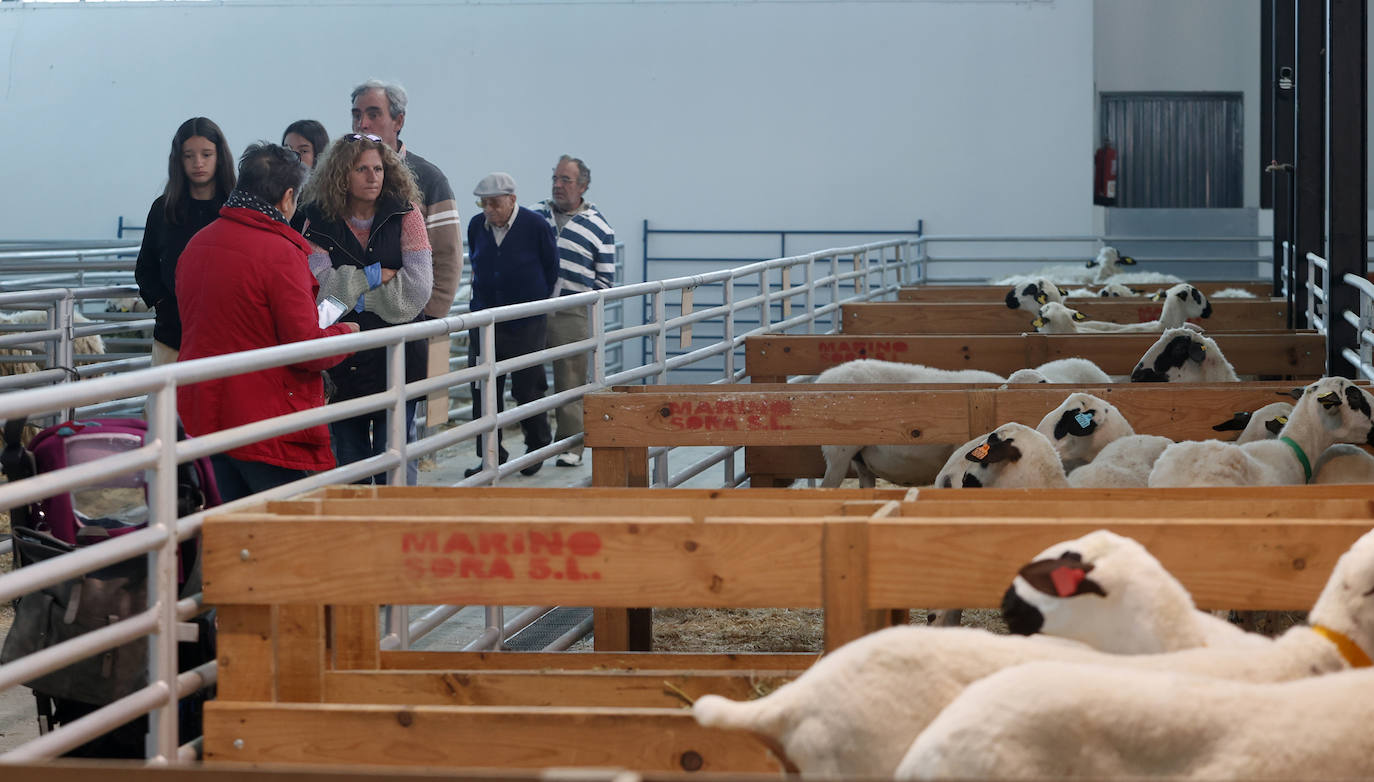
top-left (1279, 435), bottom-right (1312, 482)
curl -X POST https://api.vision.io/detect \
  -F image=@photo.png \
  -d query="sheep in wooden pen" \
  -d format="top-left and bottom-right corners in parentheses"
top-left (1033, 392), bottom-right (1135, 471)
top-left (1002, 357), bottom-right (1113, 387)
top-left (1031, 284), bottom-right (1211, 334)
top-left (1309, 444), bottom-right (1374, 484)
top-left (1148, 377), bottom-right (1374, 487)
top-left (1000, 530), bottom-right (1267, 653)
top-left (1002, 277), bottom-right (1064, 311)
top-left (0, 309), bottom-right (106, 376)
top-left (694, 527), bottom-right (1374, 778)
top-left (898, 660), bottom-right (1374, 781)
top-left (813, 359), bottom-right (1004, 488)
top-left (1064, 434), bottom-right (1174, 489)
top-left (932, 423), bottom-right (1069, 489)
top-left (1211, 401), bottom-right (1295, 444)
top-left (1128, 327), bottom-right (1239, 383)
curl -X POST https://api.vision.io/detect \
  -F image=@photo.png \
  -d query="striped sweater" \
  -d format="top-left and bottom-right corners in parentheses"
top-left (402, 147), bottom-right (463, 318)
top-left (532, 199), bottom-right (616, 296)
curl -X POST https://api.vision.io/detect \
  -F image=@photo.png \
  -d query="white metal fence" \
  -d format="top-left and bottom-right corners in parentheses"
top-left (0, 236), bottom-right (917, 763)
top-left (9, 230), bottom-right (1358, 764)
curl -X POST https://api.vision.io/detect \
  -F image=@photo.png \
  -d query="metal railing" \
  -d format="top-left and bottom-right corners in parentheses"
top-left (0, 235), bottom-right (921, 763)
top-left (1304, 249), bottom-right (1374, 381)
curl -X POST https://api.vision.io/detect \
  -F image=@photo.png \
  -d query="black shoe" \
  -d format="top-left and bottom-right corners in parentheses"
top-left (520, 460), bottom-right (544, 477)
top-left (464, 465), bottom-right (484, 478)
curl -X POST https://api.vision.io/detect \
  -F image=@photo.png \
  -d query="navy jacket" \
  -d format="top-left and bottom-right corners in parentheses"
top-left (467, 206), bottom-right (557, 324)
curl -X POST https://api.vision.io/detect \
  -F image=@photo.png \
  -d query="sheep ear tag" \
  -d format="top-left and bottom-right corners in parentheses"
top-left (1121, 256), bottom-right (1137, 266)
top-left (1318, 392), bottom-right (1343, 411)
top-left (1265, 416), bottom-right (1289, 435)
top-left (966, 443), bottom-right (993, 463)
top-left (1035, 293), bottom-right (1048, 305)
top-left (1072, 311), bottom-right (1087, 322)
top-left (1187, 342), bottom-right (1207, 363)
top-left (1032, 317), bottom-right (1045, 328)
top-left (1017, 556), bottom-right (1107, 598)
top-left (1050, 566), bottom-right (1087, 597)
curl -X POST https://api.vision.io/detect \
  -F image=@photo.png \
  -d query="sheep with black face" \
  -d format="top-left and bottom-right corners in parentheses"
top-left (1129, 327), bottom-right (1239, 382)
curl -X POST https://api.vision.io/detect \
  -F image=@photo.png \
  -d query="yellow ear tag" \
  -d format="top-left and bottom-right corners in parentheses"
top-left (1032, 318), bottom-right (1044, 328)
top-left (1276, 416), bottom-right (1288, 425)
top-left (970, 443), bottom-right (991, 461)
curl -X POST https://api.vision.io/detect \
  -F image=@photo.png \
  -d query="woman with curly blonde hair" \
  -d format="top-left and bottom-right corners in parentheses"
top-left (297, 133), bottom-right (433, 483)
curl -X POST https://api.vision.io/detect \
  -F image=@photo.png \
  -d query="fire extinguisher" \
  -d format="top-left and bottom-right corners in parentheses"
top-left (1094, 140), bottom-right (1118, 206)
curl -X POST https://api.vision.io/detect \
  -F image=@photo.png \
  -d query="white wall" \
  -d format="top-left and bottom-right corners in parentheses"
top-left (0, 0), bottom-right (1095, 278)
top-left (1093, 0), bottom-right (1262, 208)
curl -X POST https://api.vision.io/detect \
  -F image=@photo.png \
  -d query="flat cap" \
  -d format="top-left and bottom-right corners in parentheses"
top-left (474, 172), bottom-right (517, 197)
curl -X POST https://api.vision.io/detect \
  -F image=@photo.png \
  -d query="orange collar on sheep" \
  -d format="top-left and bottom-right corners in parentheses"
top-left (1312, 624), bottom-right (1373, 668)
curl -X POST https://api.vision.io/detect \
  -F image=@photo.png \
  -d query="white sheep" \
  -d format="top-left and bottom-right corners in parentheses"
top-left (1065, 434), bottom-right (1173, 488)
top-left (814, 359), bottom-right (1004, 488)
top-left (1032, 284), bottom-right (1211, 334)
top-left (1002, 277), bottom-right (1064, 311)
top-left (1311, 444), bottom-right (1374, 484)
top-left (1211, 401), bottom-right (1294, 444)
top-left (1032, 357), bottom-right (1113, 384)
top-left (932, 423), bottom-right (1069, 489)
top-left (1001, 530), bottom-right (1269, 654)
top-left (1034, 393), bottom-right (1135, 471)
top-left (1001, 368), bottom-right (1049, 385)
top-left (1128, 327), bottom-right (1239, 382)
top-left (694, 527), bottom-right (1374, 778)
top-left (1096, 281), bottom-right (1140, 297)
top-left (1149, 377), bottom-right (1374, 487)
top-left (0, 309), bottom-right (106, 376)
top-left (899, 661), bottom-right (1374, 780)
top-left (995, 247), bottom-right (1137, 288)
top-left (1209, 286), bottom-right (1260, 299)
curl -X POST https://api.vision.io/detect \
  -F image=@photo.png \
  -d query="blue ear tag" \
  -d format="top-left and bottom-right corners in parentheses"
top-left (1074, 412), bottom-right (1094, 429)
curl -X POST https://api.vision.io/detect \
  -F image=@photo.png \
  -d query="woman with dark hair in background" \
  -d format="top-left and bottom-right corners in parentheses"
top-left (134, 117), bottom-right (235, 365)
top-left (282, 119), bottom-right (329, 170)
top-left (298, 134), bottom-right (432, 483)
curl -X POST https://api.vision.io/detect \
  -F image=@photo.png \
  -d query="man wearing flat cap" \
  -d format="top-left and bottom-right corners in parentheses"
top-left (465, 172), bottom-right (558, 477)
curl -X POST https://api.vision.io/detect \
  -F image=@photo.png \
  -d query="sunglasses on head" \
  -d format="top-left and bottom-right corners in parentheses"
top-left (346, 133), bottom-right (383, 143)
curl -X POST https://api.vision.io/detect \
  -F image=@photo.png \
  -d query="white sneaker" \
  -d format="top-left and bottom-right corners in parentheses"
top-left (555, 452), bottom-right (583, 467)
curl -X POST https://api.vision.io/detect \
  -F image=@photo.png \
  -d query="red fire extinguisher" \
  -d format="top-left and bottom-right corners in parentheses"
top-left (1094, 140), bottom-right (1118, 206)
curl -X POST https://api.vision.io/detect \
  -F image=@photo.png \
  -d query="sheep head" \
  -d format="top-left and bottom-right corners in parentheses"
top-left (935, 423), bottom-right (1064, 490)
top-left (1290, 378), bottom-right (1374, 446)
top-left (1307, 527), bottom-right (1374, 663)
top-left (1130, 328), bottom-right (1236, 383)
top-left (1035, 392), bottom-right (1135, 472)
top-left (1001, 530), bottom-right (1206, 655)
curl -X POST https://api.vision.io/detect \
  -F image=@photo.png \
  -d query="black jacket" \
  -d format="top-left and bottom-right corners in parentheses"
top-left (299, 197), bottom-right (426, 400)
top-left (134, 194), bottom-right (225, 349)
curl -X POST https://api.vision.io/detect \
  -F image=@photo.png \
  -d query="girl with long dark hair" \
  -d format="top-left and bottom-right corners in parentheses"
top-left (134, 117), bottom-right (235, 364)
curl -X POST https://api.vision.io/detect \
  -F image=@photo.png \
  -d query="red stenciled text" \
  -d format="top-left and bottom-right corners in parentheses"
top-left (402, 529), bottom-right (603, 581)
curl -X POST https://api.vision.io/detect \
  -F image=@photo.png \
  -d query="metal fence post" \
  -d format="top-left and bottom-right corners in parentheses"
top-left (145, 377), bottom-right (181, 762)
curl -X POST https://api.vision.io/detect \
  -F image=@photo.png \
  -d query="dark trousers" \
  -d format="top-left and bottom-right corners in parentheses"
top-left (468, 318), bottom-right (552, 458)
top-left (210, 453), bottom-right (311, 502)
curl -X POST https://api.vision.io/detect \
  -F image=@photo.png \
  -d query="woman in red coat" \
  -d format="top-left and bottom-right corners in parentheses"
top-left (176, 143), bottom-right (359, 501)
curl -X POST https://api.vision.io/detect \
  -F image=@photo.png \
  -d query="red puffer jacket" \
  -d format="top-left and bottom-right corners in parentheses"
top-left (176, 206), bottom-right (354, 471)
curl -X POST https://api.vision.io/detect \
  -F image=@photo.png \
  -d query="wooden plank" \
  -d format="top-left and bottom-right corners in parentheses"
top-left (865, 518), bottom-right (1371, 611)
top-left (203, 702), bottom-right (785, 773)
top-left (841, 300), bottom-right (1289, 334)
top-left (585, 384), bottom-right (1309, 448)
top-left (276, 604), bottom-right (325, 702)
top-left (584, 388), bottom-right (972, 447)
top-left (331, 605), bottom-right (380, 671)
top-left (821, 519), bottom-right (876, 650)
top-left (896, 282), bottom-right (1276, 301)
top-left (910, 484), bottom-right (1374, 502)
top-left (294, 493), bottom-right (906, 520)
top-left (379, 650), bottom-right (816, 671)
top-left (216, 605), bottom-right (275, 702)
top-left (744, 333), bottom-right (1326, 379)
top-left (206, 516), bottom-right (823, 606)
top-left (321, 668), bottom-right (800, 707)
top-left (896, 497), bottom-right (1374, 519)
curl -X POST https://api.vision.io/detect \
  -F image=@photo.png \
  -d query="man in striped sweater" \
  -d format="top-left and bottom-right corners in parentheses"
top-left (533, 155), bottom-right (616, 467)
top-left (351, 79), bottom-right (462, 482)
